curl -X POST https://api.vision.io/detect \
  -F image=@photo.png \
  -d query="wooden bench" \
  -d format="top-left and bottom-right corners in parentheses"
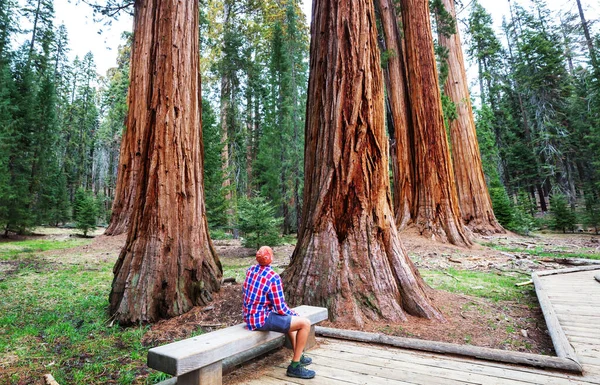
top-left (148, 305), bottom-right (328, 385)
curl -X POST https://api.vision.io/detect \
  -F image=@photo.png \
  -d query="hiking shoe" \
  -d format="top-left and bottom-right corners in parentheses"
top-left (300, 355), bottom-right (312, 366)
top-left (286, 364), bottom-right (316, 379)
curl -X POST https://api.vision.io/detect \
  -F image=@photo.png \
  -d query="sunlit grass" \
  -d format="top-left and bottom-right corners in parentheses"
top-left (0, 238), bottom-right (91, 261)
top-left (421, 267), bottom-right (535, 303)
top-left (0, 240), bottom-right (166, 385)
top-left (479, 243), bottom-right (600, 260)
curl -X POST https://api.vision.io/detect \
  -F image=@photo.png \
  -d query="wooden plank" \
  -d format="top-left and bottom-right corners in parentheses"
top-left (552, 306), bottom-right (600, 316)
top-left (568, 335), bottom-right (600, 345)
top-left (315, 326), bottom-right (581, 372)
top-left (317, 341), bottom-right (595, 385)
top-left (271, 362), bottom-right (405, 384)
top-left (580, 356), bottom-right (600, 366)
top-left (556, 315), bottom-right (600, 326)
top-left (562, 325), bottom-right (600, 335)
top-left (325, 339), bottom-right (597, 382)
top-left (547, 297), bottom-right (599, 303)
top-left (148, 306), bottom-right (327, 376)
top-left (533, 272), bottom-right (582, 367)
top-left (310, 345), bottom-right (531, 385)
top-left (250, 376), bottom-right (303, 385)
top-left (283, 353), bottom-right (478, 385)
top-left (562, 330), bottom-right (600, 340)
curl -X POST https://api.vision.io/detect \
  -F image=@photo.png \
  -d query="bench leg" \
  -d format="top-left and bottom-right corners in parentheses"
top-left (284, 324), bottom-right (317, 351)
top-left (177, 360), bottom-right (222, 385)
top-left (305, 324), bottom-right (317, 350)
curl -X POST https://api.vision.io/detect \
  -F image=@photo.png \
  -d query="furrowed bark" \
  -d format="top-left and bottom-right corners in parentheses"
top-left (438, 0), bottom-right (504, 235)
top-left (283, 0), bottom-right (444, 327)
top-left (399, 0), bottom-right (472, 247)
top-left (376, 0), bottom-right (414, 231)
top-left (109, 0), bottom-right (222, 325)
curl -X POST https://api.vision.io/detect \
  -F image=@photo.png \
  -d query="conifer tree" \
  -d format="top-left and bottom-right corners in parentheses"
top-left (202, 98), bottom-right (228, 229)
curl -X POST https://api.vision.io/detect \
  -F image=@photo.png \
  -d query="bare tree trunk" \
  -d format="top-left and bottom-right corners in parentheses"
top-left (109, 0), bottom-right (222, 325)
top-left (399, 0), bottom-right (472, 246)
top-left (438, 0), bottom-right (504, 235)
top-left (283, 0), bottom-right (444, 328)
top-left (376, 0), bottom-right (414, 230)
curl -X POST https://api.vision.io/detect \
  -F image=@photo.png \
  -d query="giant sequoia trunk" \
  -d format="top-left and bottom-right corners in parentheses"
top-left (105, 119), bottom-right (137, 235)
top-left (105, 9), bottom-right (148, 236)
top-left (109, 0), bottom-right (222, 325)
top-left (376, 0), bottom-right (414, 230)
top-left (282, 0), bottom-right (444, 327)
top-left (399, 0), bottom-right (471, 246)
top-left (439, 0), bottom-right (504, 235)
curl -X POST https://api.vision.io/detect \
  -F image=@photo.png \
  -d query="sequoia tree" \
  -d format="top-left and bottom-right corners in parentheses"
top-left (104, 105), bottom-right (137, 235)
top-left (109, 0), bottom-right (222, 324)
top-left (283, 0), bottom-right (444, 327)
top-left (438, 0), bottom-right (504, 235)
top-left (398, 0), bottom-right (471, 246)
top-left (376, 0), bottom-right (414, 230)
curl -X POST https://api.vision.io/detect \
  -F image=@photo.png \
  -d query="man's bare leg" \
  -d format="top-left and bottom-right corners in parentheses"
top-left (288, 316), bottom-right (310, 362)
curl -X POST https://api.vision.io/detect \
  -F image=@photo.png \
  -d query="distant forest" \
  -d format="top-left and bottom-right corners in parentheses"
top-left (1, 0), bottom-right (599, 238)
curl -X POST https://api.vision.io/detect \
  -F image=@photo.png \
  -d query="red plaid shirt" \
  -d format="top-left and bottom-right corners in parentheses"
top-left (243, 264), bottom-right (298, 330)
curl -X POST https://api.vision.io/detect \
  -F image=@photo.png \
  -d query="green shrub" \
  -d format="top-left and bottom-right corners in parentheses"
top-left (209, 228), bottom-right (233, 240)
top-left (74, 189), bottom-right (98, 236)
top-left (490, 188), bottom-right (536, 235)
top-left (550, 193), bottom-right (577, 233)
top-left (237, 195), bottom-right (282, 249)
top-left (490, 187), bottom-right (514, 227)
top-left (583, 190), bottom-right (600, 234)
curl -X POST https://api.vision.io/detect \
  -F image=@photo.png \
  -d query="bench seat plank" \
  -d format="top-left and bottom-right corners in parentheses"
top-left (148, 305), bottom-right (328, 376)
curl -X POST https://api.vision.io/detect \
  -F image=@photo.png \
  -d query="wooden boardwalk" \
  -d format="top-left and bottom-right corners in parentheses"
top-left (238, 267), bottom-right (600, 384)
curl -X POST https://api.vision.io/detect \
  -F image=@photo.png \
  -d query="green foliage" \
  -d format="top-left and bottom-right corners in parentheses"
top-left (0, 237), bottom-right (90, 261)
top-left (380, 48), bottom-right (397, 68)
top-left (510, 192), bottom-right (537, 235)
top-left (202, 99), bottom-right (228, 229)
top-left (0, 239), bottom-right (155, 385)
top-left (489, 187), bottom-right (513, 227)
top-left (489, 188), bottom-right (535, 235)
top-left (238, 194), bottom-right (282, 249)
top-left (73, 189), bottom-right (98, 236)
top-left (583, 189), bottom-right (600, 234)
top-left (253, 2), bottom-right (308, 235)
top-left (549, 193), bottom-right (576, 233)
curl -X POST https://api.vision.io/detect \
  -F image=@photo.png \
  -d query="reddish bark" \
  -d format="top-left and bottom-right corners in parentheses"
top-left (283, 0), bottom-right (444, 327)
top-left (376, 0), bottom-right (414, 230)
top-left (399, 0), bottom-right (472, 247)
top-left (439, 0), bottom-right (504, 235)
top-left (109, 0), bottom-right (222, 325)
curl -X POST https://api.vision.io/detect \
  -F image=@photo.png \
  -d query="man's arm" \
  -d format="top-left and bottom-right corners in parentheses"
top-left (269, 275), bottom-right (299, 316)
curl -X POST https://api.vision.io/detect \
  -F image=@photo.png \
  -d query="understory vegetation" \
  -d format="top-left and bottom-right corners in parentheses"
top-left (1, 233), bottom-right (577, 384)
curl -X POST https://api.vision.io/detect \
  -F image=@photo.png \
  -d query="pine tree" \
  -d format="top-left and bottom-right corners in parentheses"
top-left (202, 98), bottom-right (228, 229)
top-left (550, 193), bottom-right (576, 233)
top-left (74, 188), bottom-right (97, 236)
top-left (0, 0), bottom-right (18, 232)
top-left (238, 195), bottom-right (282, 249)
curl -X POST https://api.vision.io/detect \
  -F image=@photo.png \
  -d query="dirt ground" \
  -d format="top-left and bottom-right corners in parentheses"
top-left (5, 226), bottom-right (600, 382)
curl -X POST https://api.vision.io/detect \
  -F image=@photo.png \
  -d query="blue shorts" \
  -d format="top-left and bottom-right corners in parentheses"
top-left (256, 313), bottom-right (292, 333)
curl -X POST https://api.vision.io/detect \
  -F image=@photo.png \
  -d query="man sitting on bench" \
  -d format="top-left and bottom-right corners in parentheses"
top-left (242, 245), bottom-right (316, 380)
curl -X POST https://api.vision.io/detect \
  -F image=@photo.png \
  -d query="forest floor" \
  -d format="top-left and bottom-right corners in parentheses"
top-left (144, 228), bottom-right (600, 358)
top-left (2, 227), bottom-right (600, 384)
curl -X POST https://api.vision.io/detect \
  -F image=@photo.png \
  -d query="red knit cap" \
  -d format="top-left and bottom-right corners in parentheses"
top-left (256, 246), bottom-right (273, 266)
